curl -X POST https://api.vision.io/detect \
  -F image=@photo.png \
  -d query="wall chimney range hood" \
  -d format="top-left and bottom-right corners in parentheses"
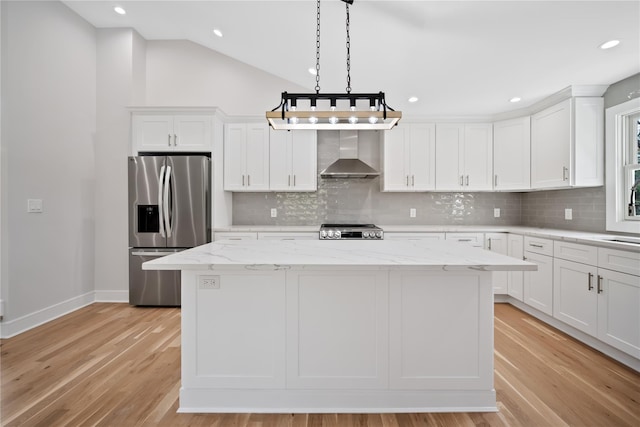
top-left (320, 131), bottom-right (379, 179)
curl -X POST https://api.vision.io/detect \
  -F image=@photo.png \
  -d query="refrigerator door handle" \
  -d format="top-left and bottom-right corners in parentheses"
top-left (164, 165), bottom-right (172, 238)
top-left (158, 165), bottom-right (166, 238)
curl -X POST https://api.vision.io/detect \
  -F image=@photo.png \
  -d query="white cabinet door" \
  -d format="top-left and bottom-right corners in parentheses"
top-left (435, 123), bottom-right (492, 191)
top-left (597, 269), bottom-right (640, 358)
top-left (381, 124), bottom-right (435, 191)
top-left (493, 117), bottom-right (531, 190)
top-left (133, 115), bottom-right (174, 151)
top-left (530, 97), bottom-right (604, 189)
top-left (289, 131), bottom-right (317, 191)
top-left (531, 99), bottom-right (571, 188)
top-left (523, 251), bottom-right (553, 316)
top-left (224, 123), bottom-right (269, 191)
top-left (463, 124), bottom-right (493, 190)
top-left (486, 233), bottom-right (508, 294)
top-left (270, 130), bottom-right (317, 191)
top-left (507, 234), bottom-right (524, 301)
top-left (172, 115), bottom-right (212, 151)
top-left (435, 124), bottom-right (464, 190)
top-left (133, 114), bottom-right (212, 152)
top-left (553, 258), bottom-right (598, 335)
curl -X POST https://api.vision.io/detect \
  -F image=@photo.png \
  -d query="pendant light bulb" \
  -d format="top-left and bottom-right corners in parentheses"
top-left (329, 105), bottom-right (338, 125)
top-left (349, 106), bottom-right (358, 124)
top-left (308, 106), bottom-right (318, 124)
top-left (368, 106), bottom-right (378, 124)
top-left (289, 106), bottom-right (299, 124)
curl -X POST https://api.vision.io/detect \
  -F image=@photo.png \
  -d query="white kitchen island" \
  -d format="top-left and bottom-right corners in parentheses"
top-left (143, 239), bottom-right (536, 413)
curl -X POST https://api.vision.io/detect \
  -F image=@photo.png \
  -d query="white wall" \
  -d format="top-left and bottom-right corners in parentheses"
top-left (145, 40), bottom-right (308, 115)
top-left (93, 29), bottom-right (146, 302)
top-left (0, 1), bottom-right (96, 336)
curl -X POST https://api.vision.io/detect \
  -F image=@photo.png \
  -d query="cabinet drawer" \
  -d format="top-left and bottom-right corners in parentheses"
top-left (598, 248), bottom-right (640, 276)
top-left (213, 232), bottom-right (258, 241)
top-left (257, 232), bottom-right (318, 240)
top-left (554, 241), bottom-right (598, 265)
top-left (384, 232), bottom-right (445, 241)
top-left (445, 233), bottom-right (485, 247)
top-left (524, 236), bottom-right (553, 256)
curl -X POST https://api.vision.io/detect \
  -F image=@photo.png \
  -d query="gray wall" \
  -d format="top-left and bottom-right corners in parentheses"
top-left (520, 73), bottom-right (640, 233)
top-left (233, 131), bottom-right (522, 226)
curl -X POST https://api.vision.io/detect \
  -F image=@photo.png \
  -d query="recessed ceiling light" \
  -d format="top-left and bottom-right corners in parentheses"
top-left (213, 29), bottom-right (223, 38)
top-left (408, 96), bottom-right (418, 103)
top-left (308, 68), bottom-right (317, 75)
top-left (113, 6), bottom-right (126, 15)
top-left (509, 97), bottom-right (522, 103)
top-left (599, 40), bottom-right (620, 50)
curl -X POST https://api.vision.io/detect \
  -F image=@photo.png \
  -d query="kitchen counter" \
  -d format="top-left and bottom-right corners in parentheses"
top-left (214, 225), bottom-right (640, 252)
top-left (144, 239), bottom-right (535, 413)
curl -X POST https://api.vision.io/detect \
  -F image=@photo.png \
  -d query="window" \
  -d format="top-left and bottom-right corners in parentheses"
top-left (606, 98), bottom-right (640, 233)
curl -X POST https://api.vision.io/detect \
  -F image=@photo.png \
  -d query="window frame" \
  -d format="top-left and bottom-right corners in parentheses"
top-left (605, 97), bottom-right (640, 233)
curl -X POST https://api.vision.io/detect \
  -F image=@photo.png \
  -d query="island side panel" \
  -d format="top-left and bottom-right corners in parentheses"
top-left (285, 270), bottom-right (389, 389)
top-left (181, 269), bottom-right (287, 389)
top-left (389, 270), bottom-right (494, 391)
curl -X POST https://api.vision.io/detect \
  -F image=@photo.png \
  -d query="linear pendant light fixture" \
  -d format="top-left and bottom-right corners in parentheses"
top-left (266, 0), bottom-right (401, 130)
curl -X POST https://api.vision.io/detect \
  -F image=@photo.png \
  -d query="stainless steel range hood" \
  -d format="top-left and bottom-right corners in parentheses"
top-left (320, 131), bottom-right (379, 179)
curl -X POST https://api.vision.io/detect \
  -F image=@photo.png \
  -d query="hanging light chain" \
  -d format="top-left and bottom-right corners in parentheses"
top-left (345, 2), bottom-right (351, 94)
top-left (315, 0), bottom-right (321, 94)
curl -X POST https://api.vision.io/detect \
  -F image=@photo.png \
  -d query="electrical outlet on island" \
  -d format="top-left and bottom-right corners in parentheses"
top-left (565, 208), bottom-right (573, 220)
top-left (271, 208), bottom-right (277, 218)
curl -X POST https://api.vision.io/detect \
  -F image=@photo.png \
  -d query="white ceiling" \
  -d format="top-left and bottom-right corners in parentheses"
top-left (63, 0), bottom-right (640, 118)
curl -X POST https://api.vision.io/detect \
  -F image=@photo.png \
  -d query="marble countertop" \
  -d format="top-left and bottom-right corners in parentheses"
top-left (214, 225), bottom-right (640, 252)
top-left (143, 239), bottom-right (537, 271)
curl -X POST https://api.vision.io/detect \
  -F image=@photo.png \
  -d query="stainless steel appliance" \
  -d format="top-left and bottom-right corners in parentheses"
top-left (319, 224), bottom-right (384, 240)
top-left (128, 155), bottom-right (211, 306)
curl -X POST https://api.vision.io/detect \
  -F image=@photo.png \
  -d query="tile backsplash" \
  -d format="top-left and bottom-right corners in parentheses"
top-left (233, 130), bottom-right (522, 226)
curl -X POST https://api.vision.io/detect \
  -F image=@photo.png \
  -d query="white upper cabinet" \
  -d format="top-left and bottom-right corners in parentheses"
top-left (435, 123), bottom-right (493, 191)
top-left (224, 123), bottom-right (270, 191)
top-left (531, 97), bottom-right (604, 189)
top-left (269, 130), bottom-right (317, 192)
top-left (381, 124), bottom-right (436, 191)
top-left (493, 117), bottom-right (531, 191)
top-left (133, 114), bottom-right (213, 152)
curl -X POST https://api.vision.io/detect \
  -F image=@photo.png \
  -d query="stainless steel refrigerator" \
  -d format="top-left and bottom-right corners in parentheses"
top-left (128, 154), bottom-right (211, 306)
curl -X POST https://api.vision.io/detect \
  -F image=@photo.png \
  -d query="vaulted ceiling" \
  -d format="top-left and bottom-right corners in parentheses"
top-left (64, 0), bottom-right (640, 117)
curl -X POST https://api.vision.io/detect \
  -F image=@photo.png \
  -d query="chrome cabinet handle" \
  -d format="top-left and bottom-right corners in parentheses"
top-left (529, 243), bottom-right (544, 248)
top-left (288, 175), bottom-right (291, 186)
top-left (458, 238), bottom-right (472, 242)
top-left (412, 175), bottom-right (415, 186)
top-left (174, 134), bottom-right (177, 146)
top-left (494, 175), bottom-right (498, 187)
top-left (460, 175), bottom-right (464, 186)
top-left (488, 238), bottom-right (492, 250)
top-left (563, 166), bottom-right (569, 181)
top-left (293, 175), bottom-right (296, 186)
top-left (465, 175), bottom-right (469, 186)
top-left (248, 175), bottom-right (251, 186)
top-left (406, 175), bottom-right (409, 186)
top-left (597, 275), bottom-right (603, 294)
top-left (242, 175), bottom-right (245, 186)
top-left (588, 272), bottom-right (594, 291)
top-left (167, 134), bottom-right (171, 147)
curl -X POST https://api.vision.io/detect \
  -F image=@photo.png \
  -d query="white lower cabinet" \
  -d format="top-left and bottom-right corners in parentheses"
top-left (269, 130), bottom-right (317, 191)
top-left (507, 234), bottom-right (524, 301)
top-left (597, 268), bottom-right (640, 358)
top-left (553, 258), bottom-right (598, 335)
top-left (523, 250), bottom-right (554, 316)
top-left (485, 233), bottom-right (508, 294)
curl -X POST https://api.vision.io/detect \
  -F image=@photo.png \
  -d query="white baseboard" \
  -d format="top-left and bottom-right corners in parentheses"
top-left (0, 292), bottom-right (95, 338)
top-left (94, 290), bottom-right (129, 303)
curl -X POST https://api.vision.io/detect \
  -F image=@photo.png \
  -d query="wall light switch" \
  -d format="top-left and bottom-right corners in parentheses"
top-left (565, 208), bottom-right (573, 220)
top-left (494, 208), bottom-right (501, 218)
top-left (27, 199), bottom-right (43, 213)
top-left (410, 208), bottom-right (416, 218)
top-left (270, 208), bottom-right (277, 218)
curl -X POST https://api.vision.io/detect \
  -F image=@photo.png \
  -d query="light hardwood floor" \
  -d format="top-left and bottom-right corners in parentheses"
top-left (1, 303), bottom-right (638, 426)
